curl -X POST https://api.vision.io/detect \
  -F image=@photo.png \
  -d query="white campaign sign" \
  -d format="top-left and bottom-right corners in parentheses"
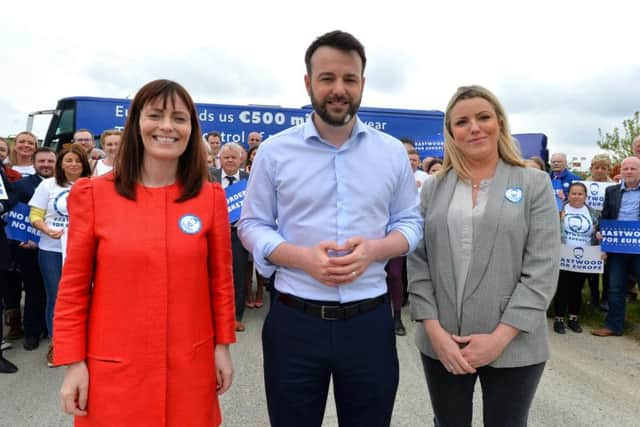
top-left (0, 173), bottom-right (8, 200)
top-left (580, 181), bottom-right (616, 211)
top-left (559, 244), bottom-right (604, 273)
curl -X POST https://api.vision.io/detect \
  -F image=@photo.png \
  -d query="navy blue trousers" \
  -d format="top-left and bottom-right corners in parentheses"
top-left (262, 292), bottom-right (399, 427)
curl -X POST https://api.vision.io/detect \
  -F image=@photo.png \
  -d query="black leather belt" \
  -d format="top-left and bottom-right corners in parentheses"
top-left (278, 293), bottom-right (385, 320)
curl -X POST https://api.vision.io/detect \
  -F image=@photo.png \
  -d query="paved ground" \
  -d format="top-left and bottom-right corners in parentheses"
top-left (1, 302), bottom-right (639, 426)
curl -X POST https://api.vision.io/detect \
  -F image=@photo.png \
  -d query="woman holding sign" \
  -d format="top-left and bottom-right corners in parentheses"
top-left (29, 145), bottom-right (92, 366)
top-left (408, 85), bottom-right (560, 426)
top-left (53, 79), bottom-right (236, 426)
top-left (553, 182), bottom-right (600, 334)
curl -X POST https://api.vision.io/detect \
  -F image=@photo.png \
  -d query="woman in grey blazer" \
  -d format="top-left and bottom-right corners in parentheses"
top-left (408, 85), bottom-right (560, 427)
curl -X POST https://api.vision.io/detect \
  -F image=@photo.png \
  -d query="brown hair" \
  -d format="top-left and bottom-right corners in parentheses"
top-left (99, 129), bottom-right (122, 147)
top-left (526, 156), bottom-right (546, 171)
top-left (114, 79), bottom-right (207, 201)
top-left (55, 145), bottom-right (92, 186)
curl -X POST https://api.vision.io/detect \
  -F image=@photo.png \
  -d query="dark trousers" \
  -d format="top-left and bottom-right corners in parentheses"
top-left (230, 228), bottom-right (248, 321)
top-left (14, 247), bottom-right (46, 338)
top-left (263, 292), bottom-right (399, 427)
top-left (2, 245), bottom-right (21, 309)
top-left (554, 270), bottom-right (587, 317)
top-left (606, 253), bottom-right (640, 334)
top-left (385, 256), bottom-right (405, 311)
top-left (421, 355), bottom-right (545, 427)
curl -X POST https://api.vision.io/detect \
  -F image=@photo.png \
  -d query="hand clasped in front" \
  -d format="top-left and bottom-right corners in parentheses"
top-left (306, 237), bottom-right (374, 287)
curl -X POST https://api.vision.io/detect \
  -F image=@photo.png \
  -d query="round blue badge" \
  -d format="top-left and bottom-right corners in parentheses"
top-left (504, 187), bottom-right (523, 204)
top-left (178, 214), bottom-right (202, 234)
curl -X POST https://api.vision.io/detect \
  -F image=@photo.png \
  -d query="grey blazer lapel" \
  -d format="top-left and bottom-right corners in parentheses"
top-left (428, 171), bottom-right (459, 308)
top-left (462, 160), bottom-right (511, 301)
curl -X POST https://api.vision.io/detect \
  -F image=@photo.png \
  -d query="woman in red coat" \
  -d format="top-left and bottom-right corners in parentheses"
top-left (53, 79), bottom-right (236, 426)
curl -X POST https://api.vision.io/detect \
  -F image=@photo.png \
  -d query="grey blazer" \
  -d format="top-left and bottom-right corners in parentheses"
top-left (408, 160), bottom-right (560, 368)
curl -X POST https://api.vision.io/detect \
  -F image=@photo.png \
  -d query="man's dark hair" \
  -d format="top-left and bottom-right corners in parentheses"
top-left (32, 146), bottom-right (56, 161)
top-left (207, 131), bottom-right (221, 140)
top-left (305, 30), bottom-right (366, 75)
top-left (400, 138), bottom-right (415, 147)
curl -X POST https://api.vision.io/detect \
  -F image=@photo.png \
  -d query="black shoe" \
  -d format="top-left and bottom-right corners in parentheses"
top-left (394, 317), bottom-right (406, 336)
top-left (0, 355), bottom-right (18, 374)
top-left (567, 319), bottom-right (583, 333)
top-left (23, 336), bottom-right (40, 351)
top-left (553, 319), bottom-right (566, 334)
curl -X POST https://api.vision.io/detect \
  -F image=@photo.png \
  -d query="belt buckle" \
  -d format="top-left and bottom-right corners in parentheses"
top-left (321, 305), bottom-right (338, 321)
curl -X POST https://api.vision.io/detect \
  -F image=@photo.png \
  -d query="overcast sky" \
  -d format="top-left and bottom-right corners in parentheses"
top-left (2, 1), bottom-right (639, 164)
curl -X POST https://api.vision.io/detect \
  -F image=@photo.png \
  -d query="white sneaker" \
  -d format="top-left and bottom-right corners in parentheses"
top-left (1, 339), bottom-right (12, 351)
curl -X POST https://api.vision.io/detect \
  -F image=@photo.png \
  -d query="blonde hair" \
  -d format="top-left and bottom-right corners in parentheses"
top-left (439, 85), bottom-right (524, 180)
top-left (590, 153), bottom-right (611, 169)
top-left (10, 131), bottom-right (38, 165)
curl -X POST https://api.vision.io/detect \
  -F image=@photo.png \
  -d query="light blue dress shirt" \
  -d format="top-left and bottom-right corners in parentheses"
top-left (238, 115), bottom-right (423, 303)
top-left (618, 180), bottom-right (640, 220)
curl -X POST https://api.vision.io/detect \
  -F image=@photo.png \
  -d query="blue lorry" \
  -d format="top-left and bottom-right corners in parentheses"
top-left (32, 96), bottom-right (548, 163)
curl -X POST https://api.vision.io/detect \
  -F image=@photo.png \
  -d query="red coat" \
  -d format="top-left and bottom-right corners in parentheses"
top-left (53, 175), bottom-right (236, 427)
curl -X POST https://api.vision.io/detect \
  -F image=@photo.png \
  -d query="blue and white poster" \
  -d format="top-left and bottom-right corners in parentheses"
top-left (225, 180), bottom-right (247, 224)
top-left (4, 202), bottom-right (40, 243)
top-left (599, 220), bottom-right (640, 254)
top-left (580, 181), bottom-right (615, 211)
top-left (559, 244), bottom-right (604, 273)
top-left (0, 173), bottom-right (7, 200)
top-left (551, 179), bottom-right (564, 211)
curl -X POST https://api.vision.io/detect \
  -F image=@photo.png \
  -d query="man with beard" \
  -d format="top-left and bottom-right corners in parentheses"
top-left (6, 147), bottom-right (56, 350)
top-left (238, 30), bottom-right (422, 427)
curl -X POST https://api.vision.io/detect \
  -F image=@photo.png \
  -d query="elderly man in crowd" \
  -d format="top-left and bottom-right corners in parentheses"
top-left (209, 143), bottom-right (250, 332)
top-left (550, 152), bottom-right (581, 199)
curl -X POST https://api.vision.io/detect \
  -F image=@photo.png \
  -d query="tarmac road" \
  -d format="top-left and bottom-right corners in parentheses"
top-left (1, 302), bottom-right (639, 427)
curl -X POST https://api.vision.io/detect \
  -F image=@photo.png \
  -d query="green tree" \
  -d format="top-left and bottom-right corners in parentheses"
top-left (597, 111), bottom-right (640, 164)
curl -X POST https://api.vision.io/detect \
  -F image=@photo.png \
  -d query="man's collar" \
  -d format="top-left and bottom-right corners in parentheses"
top-left (551, 168), bottom-right (568, 178)
top-left (303, 113), bottom-right (367, 145)
top-left (621, 180), bottom-right (640, 191)
top-left (222, 170), bottom-right (240, 179)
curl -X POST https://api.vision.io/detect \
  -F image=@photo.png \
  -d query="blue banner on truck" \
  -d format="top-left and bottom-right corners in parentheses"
top-left (64, 97), bottom-right (446, 156)
top-left (51, 97), bottom-right (547, 163)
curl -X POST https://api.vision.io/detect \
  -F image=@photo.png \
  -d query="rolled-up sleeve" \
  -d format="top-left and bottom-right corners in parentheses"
top-left (386, 158), bottom-right (423, 252)
top-left (237, 149), bottom-right (284, 277)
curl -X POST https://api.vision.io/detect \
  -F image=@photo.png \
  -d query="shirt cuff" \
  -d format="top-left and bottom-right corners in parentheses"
top-left (251, 233), bottom-right (285, 278)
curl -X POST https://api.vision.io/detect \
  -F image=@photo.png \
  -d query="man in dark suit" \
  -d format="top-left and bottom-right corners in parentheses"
top-left (6, 147), bottom-right (56, 350)
top-left (592, 156), bottom-right (640, 337)
top-left (209, 143), bottom-right (250, 332)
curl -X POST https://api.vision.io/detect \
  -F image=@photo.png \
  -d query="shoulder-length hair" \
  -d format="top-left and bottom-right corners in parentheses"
top-left (114, 79), bottom-right (207, 202)
top-left (55, 145), bottom-right (92, 186)
top-left (439, 85), bottom-right (525, 180)
top-left (10, 131), bottom-right (38, 165)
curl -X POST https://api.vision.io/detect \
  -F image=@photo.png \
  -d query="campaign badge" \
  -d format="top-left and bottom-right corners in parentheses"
top-left (178, 214), bottom-right (202, 235)
top-left (505, 187), bottom-right (523, 204)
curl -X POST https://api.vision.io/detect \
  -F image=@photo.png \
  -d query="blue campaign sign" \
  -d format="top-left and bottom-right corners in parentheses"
top-left (551, 179), bottom-right (564, 211)
top-left (4, 202), bottom-right (40, 243)
top-left (225, 180), bottom-right (248, 224)
top-left (599, 220), bottom-right (640, 254)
